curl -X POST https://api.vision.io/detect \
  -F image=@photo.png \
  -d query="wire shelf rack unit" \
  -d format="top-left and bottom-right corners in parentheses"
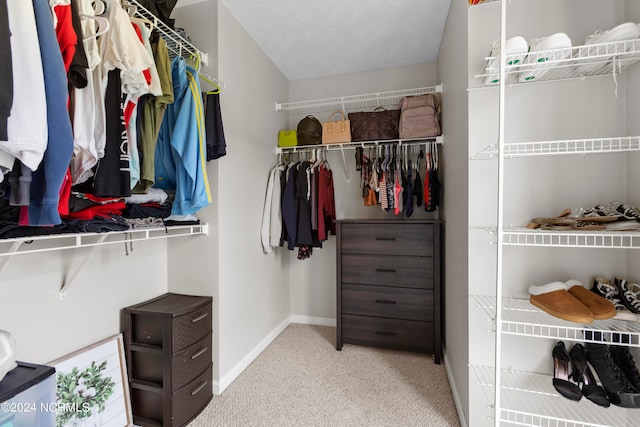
top-left (470, 365), bottom-right (634, 427)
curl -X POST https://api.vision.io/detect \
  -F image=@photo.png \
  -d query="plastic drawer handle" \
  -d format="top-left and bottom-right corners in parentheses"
top-left (375, 237), bottom-right (396, 241)
top-left (375, 331), bottom-right (396, 336)
top-left (191, 380), bottom-right (208, 396)
top-left (191, 312), bottom-right (208, 323)
top-left (191, 347), bottom-right (208, 359)
top-left (375, 268), bottom-right (396, 273)
top-left (375, 299), bottom-right (396, 305)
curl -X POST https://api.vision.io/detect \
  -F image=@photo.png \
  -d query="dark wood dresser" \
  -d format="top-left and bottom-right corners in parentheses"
top-left (122, 293), bottom-right (213, 426)
top-left (336, 219), bottom-right (442, 363)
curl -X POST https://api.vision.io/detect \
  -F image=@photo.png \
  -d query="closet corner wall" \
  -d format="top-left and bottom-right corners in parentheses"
top-left (283, 64), bottom-right (443, 323)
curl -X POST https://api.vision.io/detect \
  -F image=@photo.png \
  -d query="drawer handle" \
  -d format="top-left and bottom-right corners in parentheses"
top-left (191, 380), bottom-right (208, 396)
top-left (375, 237), bottom-right (396, 241)
top-left (191, 347), bottom-right (208, 359)
top-left (375, 268), bottom-right (396, 273)
top-left (375, 331), bottom-right (397, 336)
top-left (375, 299), bottom-right (396, 305)
top-left (191, 312), bottom-right (209, 323)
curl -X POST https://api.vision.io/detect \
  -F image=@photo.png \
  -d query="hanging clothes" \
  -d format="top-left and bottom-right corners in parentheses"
top-left (261, 162), bottom-right (284, 254)
top-left (92, 69), bottom-right (130, 198)
top-left (154, 56), bottom-right (211, 216)
top-left (281, 163), bottom-right (298, 251)
top-left (202, 92), bottom-right (227, 160)
top-left (20, 0), bottom-right (74, 226)
top-left (0, 0), bottom-right (11, 143)
top-left (67, 0), bottom-right (89, 89)
top-left (134, 35), bottom-right (173, 193)
top-left (317, 164), bottom-right (336, 241)
top-left (1, 0), bottom-right (47, 177)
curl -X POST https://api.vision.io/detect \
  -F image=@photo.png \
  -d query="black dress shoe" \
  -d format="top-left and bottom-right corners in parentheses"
top-left (586, 342), bottom-right (640, 407)
top-left (552, 341), bottom-right (582, 401)
top-left (610, 345), bottom-right (640, 392)
top-left (570, 343), bottom-right (610, 407)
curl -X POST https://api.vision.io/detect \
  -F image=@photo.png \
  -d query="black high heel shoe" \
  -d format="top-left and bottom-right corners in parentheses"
top-left (552, 341), bottom-right (582, 401)
top-left (570, 343), bottom-right (610, 407)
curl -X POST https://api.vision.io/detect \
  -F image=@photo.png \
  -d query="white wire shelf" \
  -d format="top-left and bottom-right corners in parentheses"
top-left (0, 224), bottom-right (209, 257)
top-left (473, 38), bottom-right (640, 88)
top-left (478, 226), bottom-right (640, 249)
top-left (275, 136), bottom-right (443, 154)
top-left (129, 0), bottom-right (208, 65)
top-left (470, 364), bottom-right (635, 427)
top-left (471, 136), bottom-right (640, 160)
top-left (473, 295), bottom-right (640, 346)
top-left (275, 86), bottom-right (442, 115)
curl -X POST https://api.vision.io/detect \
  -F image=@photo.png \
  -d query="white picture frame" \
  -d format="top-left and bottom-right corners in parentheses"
top-left (48, 334), bottom-right (132, 427)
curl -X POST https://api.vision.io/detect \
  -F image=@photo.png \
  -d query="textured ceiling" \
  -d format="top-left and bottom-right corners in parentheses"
top-left (213, 0), bottom-right (452, 81)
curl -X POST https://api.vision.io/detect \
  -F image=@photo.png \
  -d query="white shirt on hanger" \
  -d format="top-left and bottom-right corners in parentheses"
top-left (0, 0), bottom-right (48, 176)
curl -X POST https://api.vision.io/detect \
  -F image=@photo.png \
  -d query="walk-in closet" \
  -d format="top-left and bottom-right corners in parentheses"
top-left (4, 0), bottom-right (640, 426)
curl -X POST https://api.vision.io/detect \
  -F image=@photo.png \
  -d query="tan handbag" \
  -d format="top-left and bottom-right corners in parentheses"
top-left (322, 110), bottom-right (351, 144)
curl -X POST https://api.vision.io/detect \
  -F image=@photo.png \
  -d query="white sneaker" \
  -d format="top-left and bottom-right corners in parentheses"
top-left (518, 33), bottom-right (572, 82)
top-left (585, 22), bottom-right (640, 45)
top-left (484, 36), bottom-right (529, 85)
top-left (577, 22), bottom-right (640, 76)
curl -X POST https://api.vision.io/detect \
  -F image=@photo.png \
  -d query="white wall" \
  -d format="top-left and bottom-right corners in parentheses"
top-left (286, 64), bottom-right (440, 322)
top-left (436, 0), bottom-right (469, 424)
top-left (214, 1), bottom-right (291, 392)
top-left (0, 240), bottom-right (167, 364)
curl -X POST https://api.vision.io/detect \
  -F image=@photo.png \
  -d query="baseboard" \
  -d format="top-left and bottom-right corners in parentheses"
top-left (443, 349), bottom-right (468, 427)
top-left (289, 314), bottom-right (336, 327)
top-left (213, 316), bottom-right (290, 395)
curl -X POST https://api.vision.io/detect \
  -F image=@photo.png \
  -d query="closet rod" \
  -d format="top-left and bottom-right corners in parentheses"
top-left (127, 0), bottom-right (209, 66)
top-left (275, 136), bottom-right (442, 155)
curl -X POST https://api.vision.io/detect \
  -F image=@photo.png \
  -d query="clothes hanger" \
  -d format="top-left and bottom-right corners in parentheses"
top-left (92, 0), bottom-right (106, 15)
top-left (130, 16), bottom-right (155, 32)
top-left (199, 72), bottom-right (223, 95)
top-left (80, 14), bottom-right (110, 40)
top-left (121, 1), bottom-right (137, 17)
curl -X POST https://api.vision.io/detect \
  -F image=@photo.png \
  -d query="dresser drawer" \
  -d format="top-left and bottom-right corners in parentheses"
top-left (342, 284), bottom-right (433, 321)
top-left (171, 302), bottom-right (212, 353)
top-left (342, 314), bottom-right (433, 353)
top-left (340, 223), bottom-right (433, 256)
top-left (341, 254), bottom-right (433, 289)
top-left (173, 363), bottom-right (213, 426)
top-left (172, 335), bottom-right (212, 391)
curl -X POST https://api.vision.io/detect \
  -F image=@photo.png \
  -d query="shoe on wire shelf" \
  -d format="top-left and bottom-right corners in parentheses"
top-left (576, 22), bottom-right (640, 76)
top-left (518, 33), bottom-right (572, 82)
top-left (590, 276), bottom-right (639, 321)
top-left (483, 36), bottom-right (528, 85)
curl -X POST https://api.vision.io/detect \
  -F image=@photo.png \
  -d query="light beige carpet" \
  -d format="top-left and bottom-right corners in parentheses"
top-left (188, 323), bottom-right (460, 427)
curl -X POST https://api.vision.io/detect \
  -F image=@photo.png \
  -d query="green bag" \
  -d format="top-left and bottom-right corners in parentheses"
top-left (278, 130), bottom-right (298, 147)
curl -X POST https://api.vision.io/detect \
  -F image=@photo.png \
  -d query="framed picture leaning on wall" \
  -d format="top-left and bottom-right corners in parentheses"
top-left (48, 334), bottom-right (132, 427)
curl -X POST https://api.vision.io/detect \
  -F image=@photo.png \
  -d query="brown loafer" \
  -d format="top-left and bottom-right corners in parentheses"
top-left (566, 279), bottom-right (617, 320)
